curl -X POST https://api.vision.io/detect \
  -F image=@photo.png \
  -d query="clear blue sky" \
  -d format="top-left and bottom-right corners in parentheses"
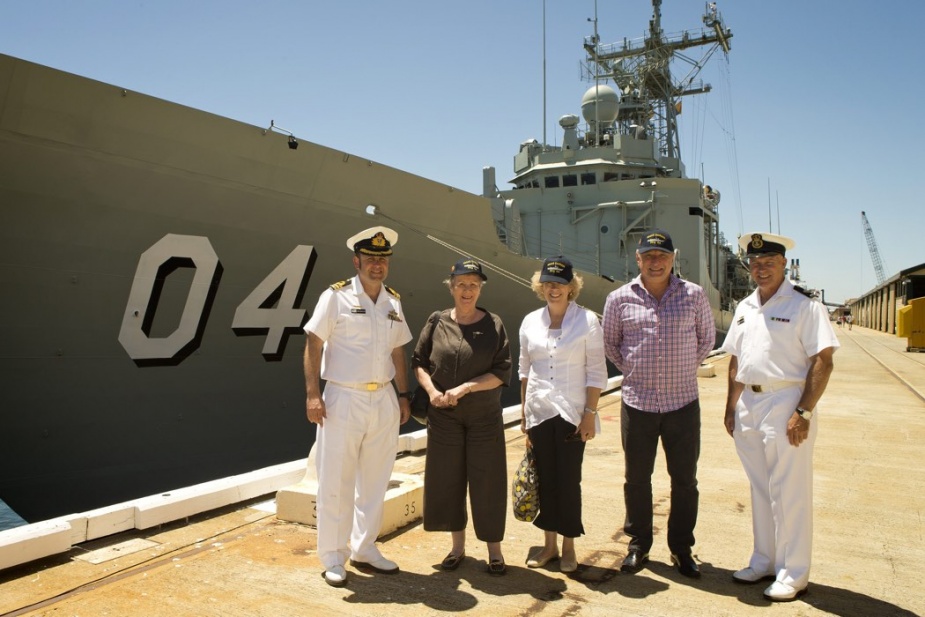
top-left (2, 0), bottom-right (922, 304)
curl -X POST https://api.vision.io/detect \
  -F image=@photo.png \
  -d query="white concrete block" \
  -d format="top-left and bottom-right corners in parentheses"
top-left (0, 520), bottom-right (72, 572)
top-left (697, 363), bottom-right (716, 378)
top-left (398, 432), bottom-right (427, 453)
top-left (84, 503), bottom-right (136, 540)
top-left (134, 460), bottom-right (312, 530)
top-left (275, 472), bottom-right (423, 537)
top-left (395, 434), bottom-right (413, 453)
top-left (380, 473), bottom-right (424, 536)
top-left (501, 407), bottom-right (521, 424)
top-left (234, 460), bottom-right (306, 502)
top-left (275, 481), bottom-right (318, 526)
top-left (134, 479), bottom-right (241, 530)
top-left (44, 513), bottom-right (90, 545)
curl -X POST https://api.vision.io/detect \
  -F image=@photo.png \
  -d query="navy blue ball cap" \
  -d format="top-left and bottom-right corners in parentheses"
top-left (539, 256), bottom-right (574, 284)
top-left (637, 229), bottom-right (675, 254)
top-left (450, 258), bottom-right (487, 280)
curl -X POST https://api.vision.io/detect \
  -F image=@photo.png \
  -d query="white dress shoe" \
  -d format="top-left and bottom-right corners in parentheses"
top-left (732, 566), bottom-right (775, 584)
top-left (763, 581), bottom-right (808, 602)
top-left (350, 556), bottom-right (399, 574)
top-left (323, 565), bottom-right (347, 587)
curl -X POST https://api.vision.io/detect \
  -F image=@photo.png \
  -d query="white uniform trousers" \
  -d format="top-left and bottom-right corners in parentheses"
top-left (315, 384), bottom-right (399, 568)
top-left (733, 386), bottom-right (817, 588)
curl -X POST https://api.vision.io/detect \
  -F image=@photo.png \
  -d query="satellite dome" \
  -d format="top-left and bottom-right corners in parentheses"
top-left (580, 85), bottom-right (620, 125)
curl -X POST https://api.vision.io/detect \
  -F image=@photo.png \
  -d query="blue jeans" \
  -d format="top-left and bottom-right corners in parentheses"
top-left (621, 399), bottom-right (700, 555)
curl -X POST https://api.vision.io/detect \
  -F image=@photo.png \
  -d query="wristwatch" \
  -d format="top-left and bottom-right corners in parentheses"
top-left (796, 407), bottom-right (813, 421)
top-left (398, 391), bottom-right (413, 400)
top-left (583, 407), bottom-right (598, 416)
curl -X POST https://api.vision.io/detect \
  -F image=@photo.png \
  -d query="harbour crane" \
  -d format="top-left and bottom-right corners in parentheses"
top-left (861, 211), bottom-right (887, 285)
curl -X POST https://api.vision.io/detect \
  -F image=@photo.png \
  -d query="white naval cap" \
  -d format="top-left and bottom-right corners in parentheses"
top-left (346, 226), bottom-right (398, 256)
top-left (738, 232), bottom-right (795, 256)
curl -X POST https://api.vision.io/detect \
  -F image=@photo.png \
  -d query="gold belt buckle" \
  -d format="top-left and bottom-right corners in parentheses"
top-left (750, 385), bottom-right (763, 393)
top-left (365, 382), bottom-right (378, 391)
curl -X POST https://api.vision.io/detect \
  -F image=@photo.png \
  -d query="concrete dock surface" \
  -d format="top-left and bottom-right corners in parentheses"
top-left (1, 326), bottom-right (923, 616)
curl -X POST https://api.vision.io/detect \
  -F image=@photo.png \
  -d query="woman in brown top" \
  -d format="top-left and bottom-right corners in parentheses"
top-left (412, 258), bottom-right (512, 575)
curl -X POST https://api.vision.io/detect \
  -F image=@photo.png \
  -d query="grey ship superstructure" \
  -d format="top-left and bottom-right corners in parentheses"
top-left (483, 0), bottom-right (749, 326)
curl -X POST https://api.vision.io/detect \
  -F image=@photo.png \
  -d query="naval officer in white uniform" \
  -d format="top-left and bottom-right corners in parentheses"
top-left (721, 232), bottom-right (838, 602)
top-left (303, 226), bottom-right (413, 587)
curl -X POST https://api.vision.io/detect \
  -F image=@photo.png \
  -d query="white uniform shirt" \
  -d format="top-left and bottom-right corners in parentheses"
top-left (518, 302), bottom-right (608, 430)
top-left (304, 275), bottom-right (412, 383)
top-left (721, 279), bottom-right (838, 385)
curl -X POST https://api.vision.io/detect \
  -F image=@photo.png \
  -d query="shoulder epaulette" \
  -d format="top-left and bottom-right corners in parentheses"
top-left (329, 279), bottom-right (351, 291)
top-left (794, 285), bottom-right (813, 298)
top-left (384, 284), bottom-right (400, 299)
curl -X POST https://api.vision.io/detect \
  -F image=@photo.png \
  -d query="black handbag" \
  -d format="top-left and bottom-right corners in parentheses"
top-left (410, 387), bottom-right (430, 425)
top-left (410, 311), bottom-right (441, 425)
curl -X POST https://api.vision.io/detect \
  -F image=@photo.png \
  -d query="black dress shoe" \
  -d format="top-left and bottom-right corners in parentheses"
top-left (440, 552), bottom-right (465, 571)
top-left (620, 550), bottom-right (649, 573)
top-left (486, 558), bottom-right (507, 576)
top-left (671, 553), bottom-right (701, 578)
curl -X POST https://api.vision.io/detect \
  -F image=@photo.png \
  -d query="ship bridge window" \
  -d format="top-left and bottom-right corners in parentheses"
top-left (544, 176), bottom-right (560, 188)
top-left (563, 174), bottom-right (578, 187)
top-left (581, 173), bottom-right (596, 185)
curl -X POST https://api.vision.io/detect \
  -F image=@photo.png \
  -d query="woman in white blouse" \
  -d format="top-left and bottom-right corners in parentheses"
top-left (519, 256), bottom-right (608, 573)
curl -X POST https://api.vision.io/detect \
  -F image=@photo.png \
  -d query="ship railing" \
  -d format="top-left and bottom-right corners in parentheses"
top-left (590, 25), bottom-right (721, 62)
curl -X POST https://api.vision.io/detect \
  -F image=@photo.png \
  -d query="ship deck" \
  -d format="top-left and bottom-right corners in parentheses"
top-left (1, 326), bottom-right (923, 617)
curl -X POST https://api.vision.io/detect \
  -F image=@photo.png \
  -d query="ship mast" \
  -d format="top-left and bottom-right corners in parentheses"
top-left (583, 0), bottom-right (732, 166)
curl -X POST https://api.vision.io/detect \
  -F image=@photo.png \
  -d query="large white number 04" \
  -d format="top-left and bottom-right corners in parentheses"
top-left (119, 234), bottom-right (315, 362)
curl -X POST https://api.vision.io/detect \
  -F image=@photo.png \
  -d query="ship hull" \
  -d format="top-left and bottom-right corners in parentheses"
top-left (1, 50), bottom-right (735, 521)
top-left (1, 54), bottom-right (616, 521)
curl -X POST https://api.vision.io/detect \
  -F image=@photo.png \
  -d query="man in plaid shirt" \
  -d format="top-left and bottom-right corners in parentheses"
top-left (602, 229), bottom-right (715, 578)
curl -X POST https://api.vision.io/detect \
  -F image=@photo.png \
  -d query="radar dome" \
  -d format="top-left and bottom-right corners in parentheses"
top-left (559, 114), bottom-right (580, 129)
top-left (581, 85), bottom-right (620, 126)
